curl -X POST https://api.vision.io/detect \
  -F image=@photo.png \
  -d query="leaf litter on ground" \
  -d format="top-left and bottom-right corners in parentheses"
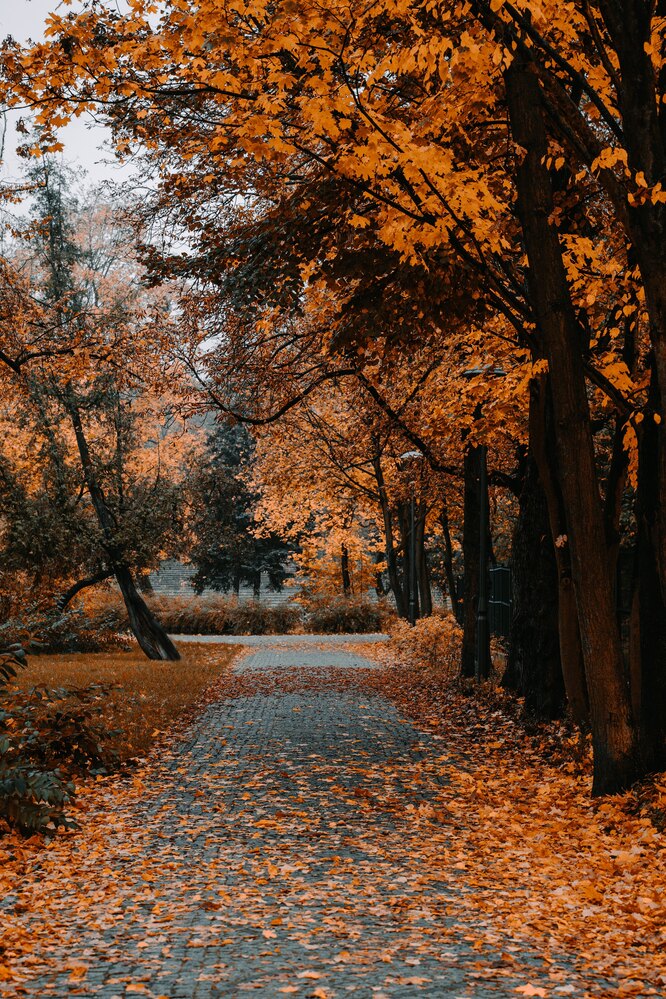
top-left (0, 641), bottom-right (664, 996)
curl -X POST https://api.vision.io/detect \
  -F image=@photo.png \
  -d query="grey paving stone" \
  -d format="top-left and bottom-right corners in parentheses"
top-left (233, 649), bottom-right (381, 672)
top-left (5, 640), bottom-right (601, 999)
top-left (171, 633), bottom-right (389, 646)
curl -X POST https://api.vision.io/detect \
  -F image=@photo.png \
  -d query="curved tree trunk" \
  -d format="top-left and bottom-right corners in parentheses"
top-left (56, 568), bottom-right (114, 612)
top-left (67, 398), bottom-right (180, 662)
top-left (115, 565), bottom-right (181, 661)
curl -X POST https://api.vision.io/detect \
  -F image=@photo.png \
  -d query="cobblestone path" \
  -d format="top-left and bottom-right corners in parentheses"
top-left (5, 638), bottom-right (569, 998)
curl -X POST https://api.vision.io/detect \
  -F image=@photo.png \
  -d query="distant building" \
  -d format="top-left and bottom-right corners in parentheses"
top-left (148, 559), bottom-right (300, 605)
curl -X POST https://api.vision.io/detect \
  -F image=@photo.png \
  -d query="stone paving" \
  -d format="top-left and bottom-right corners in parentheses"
top-left (234, 650), bottom-right (381, 673)
top-left (5, 637), bottom-right (574, 998)
top-left (172, 634), bottom-right (389, 646)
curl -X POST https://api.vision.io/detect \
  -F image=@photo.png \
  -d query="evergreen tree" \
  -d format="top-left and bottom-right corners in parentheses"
top-left (190, 424), bottom-right (291, 597)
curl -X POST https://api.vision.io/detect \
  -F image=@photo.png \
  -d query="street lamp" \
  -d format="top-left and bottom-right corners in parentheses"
top-left (461, 366), bottom-right (506, 681)
top-left (399, 450), bottom-right (423, 626)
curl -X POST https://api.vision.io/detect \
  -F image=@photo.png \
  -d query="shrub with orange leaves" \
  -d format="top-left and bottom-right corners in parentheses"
top-left (304, 595), bottom-right (395, 635)
top-left (389, 612), bottom-right (462, 675)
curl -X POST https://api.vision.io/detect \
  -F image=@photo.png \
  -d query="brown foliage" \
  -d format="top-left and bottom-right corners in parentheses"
top-left (11, 642), bottom-right (239, 763)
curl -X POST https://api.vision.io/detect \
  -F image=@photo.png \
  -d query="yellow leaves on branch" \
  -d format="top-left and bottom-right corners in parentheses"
top-left (590, 146), bottom-right (629, 174)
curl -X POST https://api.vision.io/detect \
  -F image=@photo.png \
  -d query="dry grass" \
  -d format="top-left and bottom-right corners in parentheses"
top-left (11, 641), bottom-right (241, 762)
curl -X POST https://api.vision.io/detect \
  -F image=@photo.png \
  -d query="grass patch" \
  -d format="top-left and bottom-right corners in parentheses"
top-left (11, 641), bottom-right (240, 764)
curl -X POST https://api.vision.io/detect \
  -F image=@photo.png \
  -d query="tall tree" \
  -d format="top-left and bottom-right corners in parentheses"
top-left (0, 160), bottom-right (186, 659)
top-left (7, 0), bottom-right (665, 788)
top-left (189, 423), bottom-right (292, 597)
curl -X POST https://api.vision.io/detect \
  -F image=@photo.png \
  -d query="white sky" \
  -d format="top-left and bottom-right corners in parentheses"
top-left (1, 0), bottom-right (134, 188)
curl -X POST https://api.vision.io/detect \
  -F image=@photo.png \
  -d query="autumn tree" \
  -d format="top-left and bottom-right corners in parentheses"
top-left (6, 0), bottom-right (666, 789)
top-left (0, 159), bottom-right (188, 659)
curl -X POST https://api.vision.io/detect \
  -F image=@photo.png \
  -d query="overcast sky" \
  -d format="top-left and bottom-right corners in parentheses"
top-left (1, 0), bottom-right (133, 188)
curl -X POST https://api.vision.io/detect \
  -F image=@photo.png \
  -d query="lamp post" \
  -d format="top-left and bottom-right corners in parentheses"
top-left (399, 450), bottom-right (423, 626)
top-left (462, 367), bottom-right (505, 680)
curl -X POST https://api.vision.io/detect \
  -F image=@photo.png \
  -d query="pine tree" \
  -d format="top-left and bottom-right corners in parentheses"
top-left (190, 424), bottom-right (292, 598)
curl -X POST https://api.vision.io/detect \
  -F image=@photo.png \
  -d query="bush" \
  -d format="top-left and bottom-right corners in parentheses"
top-left (133, 594), bottom-right (303, 636)
top-left (0, 645), bottom-right (75, 834)
top-left (390, 612), bottom-right (463, 673)
top-left (224, 600), bottom-right (303, 635)
top-left (78, 589), bottom-right (397, 638)
top-left (144, 593), bottom-right (393, 636)
top-left (0, 605), bottom-right (127, 655)
top-left (304, 596), bottom-right (394, 634)
top-left (7, 683), bottom-right (122, 777)
top-left (1, 677), bottom-right (132, 835)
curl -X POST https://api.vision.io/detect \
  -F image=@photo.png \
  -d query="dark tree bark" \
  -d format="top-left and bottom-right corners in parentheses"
top-left (461, 446), bottom-right (481, 677)
top-left (635, 368), bottom-right (666, 771)
top-left (373, 550), bottom-right (388, 596)
top-left (505, 450), bottom-right (565, 718)
top-left (56, 568), bottom-right (115, 611)
top-left (439, 496), bottom-right (461, 621)
top-left (67, 400), bottom-right (180, 662)
top-left (397, 499), bottom-right (420, 621)
top-left (506, 58), bottom-right (638, 793)
top-left (596, 18), bottom-right (666, 723)
top-left (371, 446), bottom-right (407, 618)
top-left (253, 570), bottom-right (261, 599)
top-left (137, 573), bottom-right (154, 595)
top-left (416, 505), bottom-right (432, 616)
top-left (114, 565), bottom-right (181, 660)
top-left (341, 544), bottom-right (352, 596)
top-left (529, 376), bottom-right (589, 727)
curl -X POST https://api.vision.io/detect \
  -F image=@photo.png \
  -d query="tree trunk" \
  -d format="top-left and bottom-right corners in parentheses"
top-left (628, 570), bottom-right (642, 722)
top-left (461, 446), bottom-right (480, 677)
top-left (506, 59), bottom-right (638, 793)
top-left (529, 375), bottom-right (589, 726)
top-left (253, 570), bottom-right (261, 599)
top-left (372, 448), bottom-right (407, 618)
top-left (505, 450), bottom-right (565, 718)
top-left (56, 568), bottom-right (114, 611)
top-left (341, 545), bottom-right (352, 596)
top-left (67, 399), bottom-right (180, 662)
top-left (115, 564), bottom-right (181, 660)
top-left (374, 552), bottom-right (388, 597)
top-left (416, 505), bottom-right (432, 616)
top-left (603, 415), bottom-right (630, 591)
top-left (137, 572), bottom-right (154, 595)
top-left (439, 496), bottom-right (461, 621)
top-left (398, 499), bottom-right (420, 621)
top-left (635, 367), bottom-right (666, 770)
top-left (592, 0), bottom-right (666, 771)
